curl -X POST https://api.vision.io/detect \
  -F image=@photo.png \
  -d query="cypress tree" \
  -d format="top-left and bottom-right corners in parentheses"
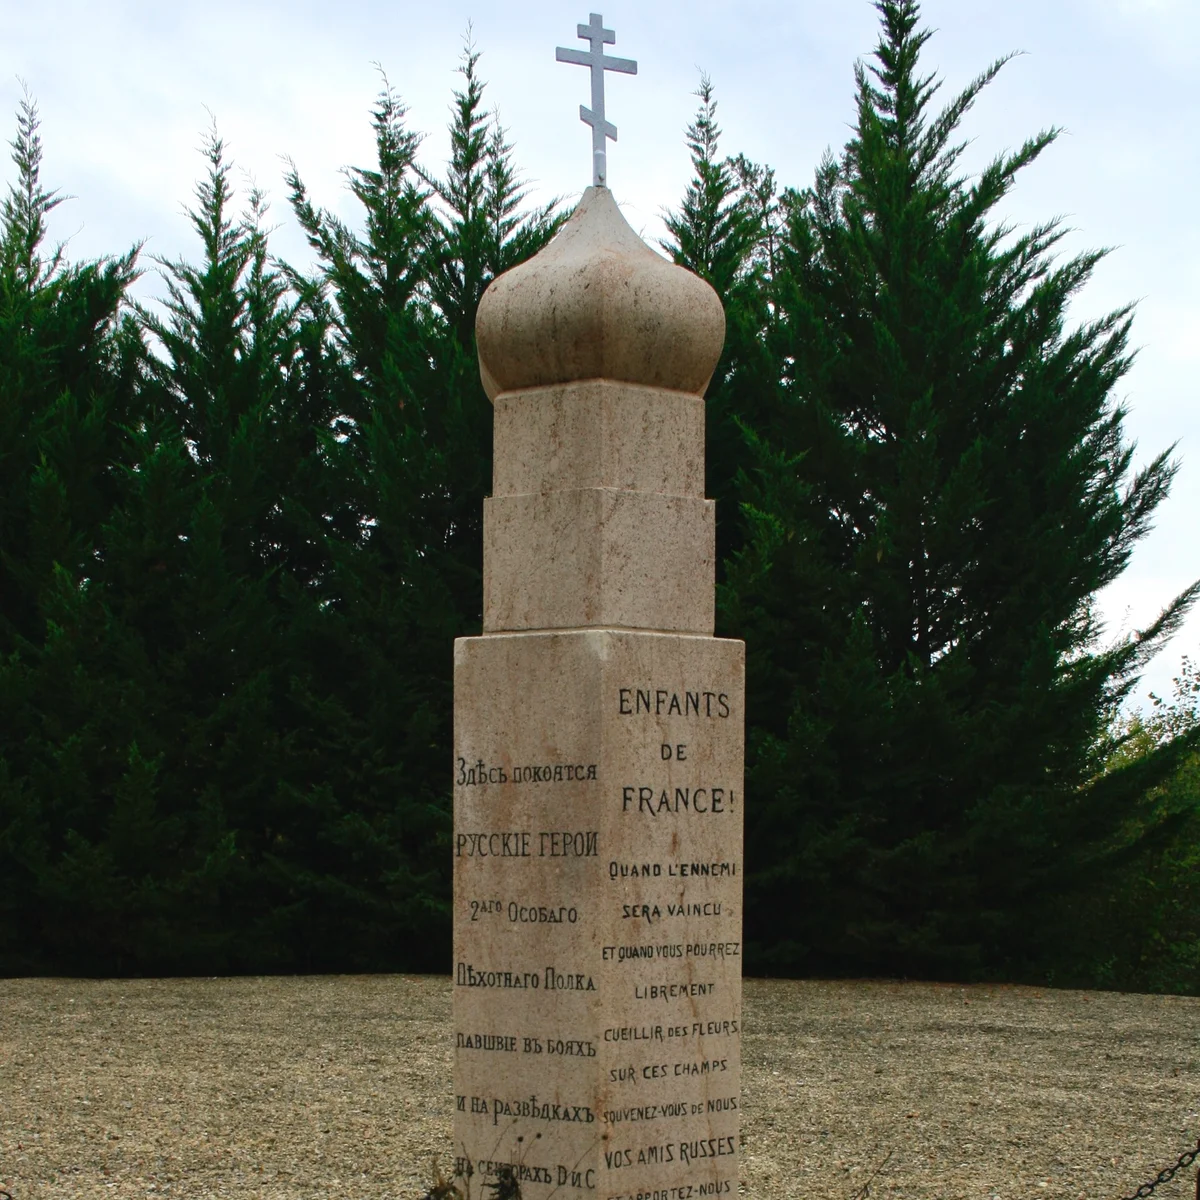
top-left (662, 77), bottom-right (779, 573)
top-left (2, 49), bottom-right (559, 974)
top-left (1076, 661), bottom-right (1200, 993)
top-left (282, 51), bottom-right (560, 971)
top-left (725, 0), bottom-right (1200, 979)
top-left (106, 129), bottom-right (334, 971)
top-left (0, 95), bottom-right (145, 971)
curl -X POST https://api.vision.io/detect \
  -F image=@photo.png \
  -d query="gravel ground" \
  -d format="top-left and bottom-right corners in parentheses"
top-left (2, 975), bottom-right (1198, 1199)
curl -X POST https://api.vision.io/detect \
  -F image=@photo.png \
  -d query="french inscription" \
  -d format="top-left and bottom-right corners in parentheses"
top-left (608, 861), bottom-right (737, 879)
top-left (603, 1099), bottom-right (691, 1124)
top-left (608, 1060), bottom-right (729, 1083)
top-left (621, 901), bottom-right (723, 922)
top-left (603, 1020), bottom-right (739, 1043)
top-left (604, 943), bottom-right (682, 960)
top-left (617, 688), bottom-right (731, 718)
top-left (601, 942), bottom-right (740, 961)
top-left (604, 1024), bottom-right (665, 1043)
top-left (620, 786), bottom-right (735, 815)
top-left (607, 1185), bottom-right (731, 1200)
top-left (633, 982), bottom-right (715, 1000)
top-left (604, 1137), bottom-right (736, 1169)
top-left (604, 1060), bottom-right (724, 1089)
top-left (601, 1097), bottom-right (737, 1120)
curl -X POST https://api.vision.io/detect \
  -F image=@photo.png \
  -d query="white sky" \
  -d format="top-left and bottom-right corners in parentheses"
top-left (4, 0), bottom-right (1197, 711)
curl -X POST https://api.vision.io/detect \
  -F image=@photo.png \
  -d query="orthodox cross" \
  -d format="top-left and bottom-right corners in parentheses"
top-left (555, 13), bottom-right (637, 187)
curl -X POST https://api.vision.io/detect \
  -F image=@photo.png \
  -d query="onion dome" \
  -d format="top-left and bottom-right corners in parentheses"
top-left (476, 186), bottom-right (725, 400)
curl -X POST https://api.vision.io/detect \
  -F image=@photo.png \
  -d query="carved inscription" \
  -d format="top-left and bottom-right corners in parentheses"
top-left (458, 757), bottom-right (598, 785)
top-left (607, 1186), bottom-right (732, 1200)
top-left (595, 675), bottom-right (742, 1193)
top-left (456, 829), bottom-right (599, 857)
top-left (456, 964), bottom-right (597, 991)
top-left (609, 862), bottom-right (738, 878)
top-left (456, 1033), bottom-right (598, 1056)
top-left (617, 688), bottom-right (731, 718)
top-left (454, 638), bottom-right (742, 1199)
top-left (454, 1156), bottom-right (598, 1192)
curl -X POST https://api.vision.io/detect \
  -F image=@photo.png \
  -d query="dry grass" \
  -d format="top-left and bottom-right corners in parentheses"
top-left (2, 975), bottom-right (1198, 1199)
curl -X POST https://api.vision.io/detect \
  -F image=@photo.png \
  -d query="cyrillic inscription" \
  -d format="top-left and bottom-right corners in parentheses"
top-left (457, 756), bottom-right (599, 785)
top-left (453, 1156), bottom-right (597, 1192)
top-left (455, 641), bottom-right (742, 1198)
top-left (456, 829), bottom-right (598, 857)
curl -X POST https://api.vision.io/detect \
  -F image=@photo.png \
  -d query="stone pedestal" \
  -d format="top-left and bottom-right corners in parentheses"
top-left (454, 187), bottom-right (744, 1200)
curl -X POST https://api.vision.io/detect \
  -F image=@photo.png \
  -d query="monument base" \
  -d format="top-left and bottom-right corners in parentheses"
top-left (453, 628), bottom-right (744, 1200)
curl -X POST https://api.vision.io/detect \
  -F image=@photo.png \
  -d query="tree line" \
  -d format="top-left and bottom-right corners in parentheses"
top-left (2, 0), bottom-right (1197, 991)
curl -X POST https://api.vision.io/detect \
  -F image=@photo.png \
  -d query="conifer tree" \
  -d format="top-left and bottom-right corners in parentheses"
top-left (662, 78), bottom-right (778, 572)
top-left (2, 51), bottom-right (559, 974)
top-left (0, 95), bottom-right (145, 971)
top-left (725, 0), bottom-right (1200, 978)
top-left (1074, 660), bottom-right (1200, 993)
top-left (282, 52), bottom-right (560, 971)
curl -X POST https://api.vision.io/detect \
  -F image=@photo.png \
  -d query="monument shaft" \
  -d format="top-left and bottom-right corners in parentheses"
top-left (454, 187), bottom-right (743, 1200)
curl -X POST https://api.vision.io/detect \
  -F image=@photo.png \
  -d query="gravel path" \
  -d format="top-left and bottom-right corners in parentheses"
top-left (2, 976), bottom-right (1197, 1199)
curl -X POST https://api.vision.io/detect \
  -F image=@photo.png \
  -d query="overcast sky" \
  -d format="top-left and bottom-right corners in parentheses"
top-left (4, 0), bottom-right (1197, 710)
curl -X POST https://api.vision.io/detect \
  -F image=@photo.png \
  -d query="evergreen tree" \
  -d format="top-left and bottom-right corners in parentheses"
top-left (2, 50), bottom-right (558, 974)
top-left (725, 0), bottom-right (1200, 978)
top-left (1075, 658), bottom-right (1200, 993)
top-left (281, 52), bottom-right (560, 972)
top-left (99, 128), bottom-right (348, 972)
top-left (662, 77), bottom-right (779, 573)
top-left (0, 95), bottom-right (146, 971)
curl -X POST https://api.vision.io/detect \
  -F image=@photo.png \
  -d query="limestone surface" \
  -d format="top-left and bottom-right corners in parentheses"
top-left (476, 187), bottom-right (726, 400)
top-left (455, 182), bottom-right (743, 1200)
top-left (454, 630), bottom-right (744, 1199)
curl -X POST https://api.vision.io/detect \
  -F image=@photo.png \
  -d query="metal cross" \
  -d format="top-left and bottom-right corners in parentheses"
top-left (555, 13), bottom-right (637, 187)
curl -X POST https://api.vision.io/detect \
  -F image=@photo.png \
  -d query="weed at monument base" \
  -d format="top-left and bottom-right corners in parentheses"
top-left (418, 1163), bottom-right (521, 1200)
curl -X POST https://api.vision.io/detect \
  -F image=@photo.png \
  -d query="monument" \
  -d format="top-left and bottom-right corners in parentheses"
top-left (453, 15), bottom-right (745, 1199)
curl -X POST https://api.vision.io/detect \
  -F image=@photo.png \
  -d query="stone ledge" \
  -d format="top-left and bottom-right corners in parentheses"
top-left (492, 379), bottom-right (705, 499)
top-left (483, 490), bottom-right (715, 634)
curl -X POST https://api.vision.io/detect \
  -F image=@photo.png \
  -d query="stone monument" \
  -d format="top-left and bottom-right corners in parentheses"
top-left (453, 15), bottom-right (744, 1199)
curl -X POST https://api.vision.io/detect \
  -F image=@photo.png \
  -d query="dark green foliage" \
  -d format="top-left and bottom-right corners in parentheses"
top-left (723, 0), bottom-right (1198, 979)
top-left (0, 52), bottom-right (558, 975)
top-left (0, 94), bottom-right (144, 972)
top-left (276, 52), bottom-right (560, 973)
top-left (2, 14), bottom-right (1195, 985)
top-left (1063, 660), bottom-right (1200, 994)
top-left (662, 77), bottom-right (780, 573)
